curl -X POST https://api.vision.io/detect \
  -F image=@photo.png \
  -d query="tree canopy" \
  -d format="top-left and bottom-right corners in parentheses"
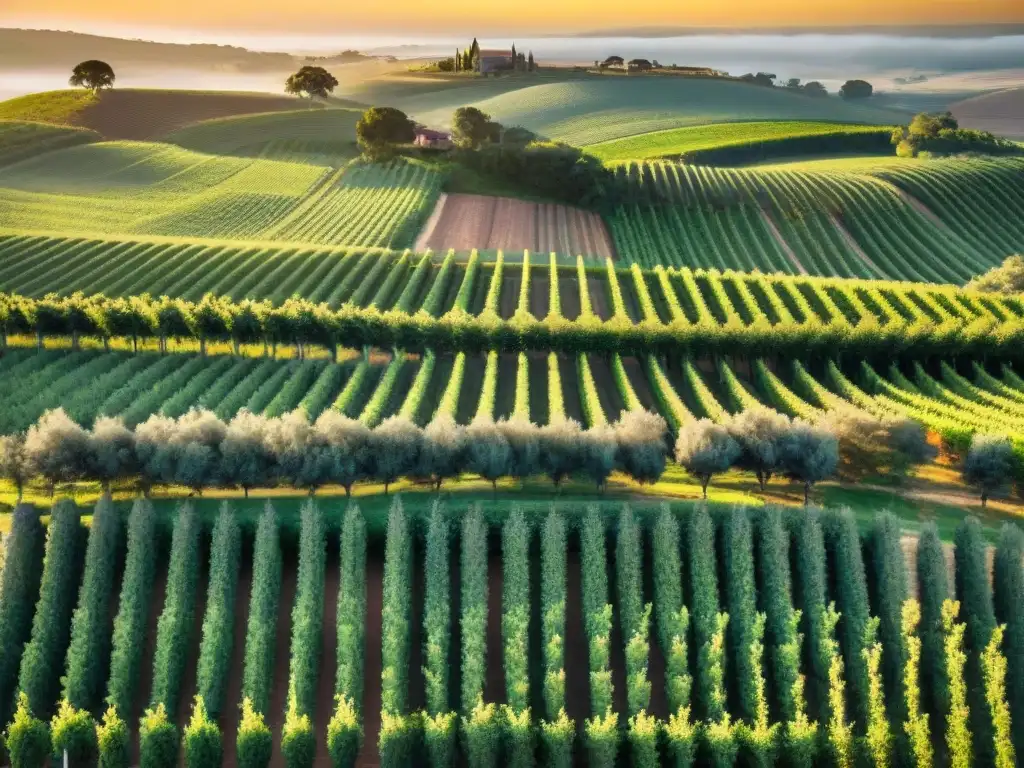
top-left (840, 79), bottom-right (874, 99)
top-left (451, 106), bottom-right (500, 149)
top-left (69, 61), bottom-right (115, 91)
top-left (284, 66), bottom-right (339, 100)
top-left (966, 255), bottom-right (1024, 294)
top-left (356, 107), bottom-right (415, 158)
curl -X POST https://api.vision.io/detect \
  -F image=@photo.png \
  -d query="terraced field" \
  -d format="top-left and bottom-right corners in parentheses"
top-left (611, 157), bottom-right (1024, 280)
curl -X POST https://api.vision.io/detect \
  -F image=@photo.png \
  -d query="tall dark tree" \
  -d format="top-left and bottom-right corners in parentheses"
top-left (284, 66), bottom-right (339, 99)
top-left (840, 79), bottom-right (874, 99)
top-left (69, 60), bottom-right (115, 91)
top-left (451, 106), bottom-right (498, 149)
top-left (528, 51), bottom-right (535, 71)
top-left (356, 107), bottom-right (415, 158)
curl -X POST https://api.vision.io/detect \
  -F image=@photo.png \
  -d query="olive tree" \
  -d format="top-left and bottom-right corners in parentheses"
top-left (284, 65), bottom-right (338, 99)
top-left (727, 407), bottom-right (791, 490)
top-left (580, 424), bottom-right (617, 491)
top-left (368, 415), bottom-right (421, 494)
top-left (311, 410), bottom-right (371, 496)
top-left (221, 410), bottom-right (276, 497)
top-left (614, 409), bottom-right (668, 484)
top-left (420, 415), bottom-right (468, 489)
top-left (780, 420), bottom-right (839, 505)
top-left (674, 418), bottom-right (740, 498)
top-left (466, 417), bottom-right (512, 491)
top-left (539, 418), bottom-right (585, 490)
top-left (963, 433), bottom-right (1016, 506)
top-left (0, 434), bottom-right (29, 501)
top-left (88, 415), bottom-right (138, 491)
top-left (24, 408), bottom-right (92, 495)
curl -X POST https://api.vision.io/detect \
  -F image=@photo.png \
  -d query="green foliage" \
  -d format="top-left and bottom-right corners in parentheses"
top-left (501, 704), bottom-right (533, 768)
top-left (460, 505), bottom-right (488, 713)
top-left (821, 604), bottom-right (854, 768)
top-left (357, 108), bottom-right (415, 157)
top-left (240, 503), bottom-right (281, 716)
top-left (675, 419), bottom-right (739, 497)
top-left (686, 507), bottom-right (720, 692)
top-left (326, 695), bottom-right (360, 768)
top-left (916, 522), bottom-right (949, 726)
top-left (288, 501), bottom-right (326, 720)
top-left (377, 711), bottom-right (413, 768)
top-left (793, 510), bottom-right (828, 721)
top-left (755, 508), bottom-right (796, 720)
top-left (281, 693), bottom-right (315, 768)
top-left (584, 710), bottom-right (618, 768)
top-left (422, 711), bottom-right (457, 768)
top-left (942, 601), bottom-right (972, 768)
top-left (824, 509), bottom-right (870, 729)
top-left (503, 507), bottom-right (531, 711)
top-left (539, 710), bottom-right (573, 768)
top-left (149, 503), bottom-right (201, 716)
top-left (735, 613), bottom-right (780, 768)
top-left (139, 704), bottom-right (178, 768)
top-left (901, 601), bottom-right (933, 768)
top-left (862, 618), bottom-right (892, 768)
top-left (463, 699), bottom-right (500, 768)
top-left (196, 504), bottom-right (241, 720)
top-left (183, 697), bottom-right (221, 768)
top-left (627, 711), bottom-right (659, 768)
top-left (96, 707), bottom-right (129, 768)
top-left (422, 502), bottom-right (450, 717)
top-left (963, 433), bottom-right (1015, 504)
top-left (236, 699), bottom-right (272, 768)
top-left (541, 508), bottom-right (567, 718)
top-left (0, 505), bottom-right (45, 728)
top-left (722, 507), bottom-right (758, 721)
top-left (336, 504), bottom-right (366, 708)
top-left (18, 499), bottom-right (84, 721)
top-left (653, 506), bottom-right (692, 714)
top-left (664, 708), bottom-right (697, 768)
top-left (967, 255), bottom-right (1024, 295)
top-left (4, 693), bottom-right (50, 768)
top-left (981, 625), bottom-right (1016, 768)
top-left (867, 511), bottom-right (908, 722)
top-left (49, 698), bottom-right (97, 766)
top-left (992, 523), bottom-right (1024, 756)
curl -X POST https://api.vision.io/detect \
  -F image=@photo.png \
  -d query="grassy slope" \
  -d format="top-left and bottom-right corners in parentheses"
top-left (586, 120), bottom-right (891, 163)
top-left (0, 90), bottom-right (98, 123)
top-left (0, 120), bottom-right (100, 167)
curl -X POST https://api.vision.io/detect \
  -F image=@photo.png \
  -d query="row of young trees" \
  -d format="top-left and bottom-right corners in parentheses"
top-left (6, 283), bottom-right (1024, 360)
top-left (0, 406), bottom-right (669, 497)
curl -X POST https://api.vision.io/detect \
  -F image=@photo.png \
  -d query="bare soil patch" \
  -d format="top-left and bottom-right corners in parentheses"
top-left (71, 89), bottom-right (306, 141)
top-left (485, 549), bottom-right (507, 705)
top-left (950, 86), bottom-right (1024, 141)
top-left (621, 357), bottom-right (658, 411)
top-left (559, 273), bottom-right (582, 321)
top-left (356, 549), bottom-right (384, 768)
top-left (588, 275), bottom-right (613, 321)
top-left (587, 353), bottom-right (625, 423)
top-left (456, 352), bottom-right (486, 424)
top-left (527, 352), bottom-right (550, 426)
top-left (530, 273), bottom-right (550, 320)
top-left (494, 353), bottom-right (519, 420)
top-left (558, 354), bottom-right (585, 424)
top-left (499, 272), bottom-right (520, 320)
top-left (416, 194), bottom-right (615, 259)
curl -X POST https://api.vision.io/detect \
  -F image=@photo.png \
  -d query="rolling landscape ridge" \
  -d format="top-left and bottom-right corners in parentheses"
top-left (1, 19), bottom-right (1024, 768)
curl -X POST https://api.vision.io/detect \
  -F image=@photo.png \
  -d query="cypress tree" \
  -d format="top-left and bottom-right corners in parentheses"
top-left (825, 509), bottom-right (870, 730)
top-left (722, 507), bottom-right (758, 722)
top-left (916, 522), bottom-right (949, 727)
top-left (955, 516), bottom-right (996, 765)
top-left (792, 509), bottom-right (828, 721)
top-left (756, 508), bottom-right (796, 720)
top-left (867, 512), bottom-right (908, 723)
top-left (686, 505), bottom-right (720, 721)
top-left (992, 523), bottom-right (1024, 756)
top-left (942, 600), bottom-right (973, 768)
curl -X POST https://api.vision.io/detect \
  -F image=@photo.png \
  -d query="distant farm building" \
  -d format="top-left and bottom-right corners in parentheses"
top-left (414, 128), bottom-right (453, 149)
top-left (478, 50), bottom-right (514, 74)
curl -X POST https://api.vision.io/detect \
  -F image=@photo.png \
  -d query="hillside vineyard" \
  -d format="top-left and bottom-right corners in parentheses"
top-left (1, 499), bottom-right (1023, 767)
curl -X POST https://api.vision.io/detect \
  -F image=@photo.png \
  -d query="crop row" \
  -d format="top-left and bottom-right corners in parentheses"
top-left (2, 499), bottom-right (1023, 767)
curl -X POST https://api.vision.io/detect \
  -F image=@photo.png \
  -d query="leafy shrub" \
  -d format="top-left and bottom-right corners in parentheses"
top-left (4, 693), bottom-right (50, 768)
top-left (460, 506), bottom-right (488, 715)
top-left (183, 697), bottom-right (221, 768)
top-left (792, 510), bottom-right (828, 721)
top-left (981, 625), bottom-right (1016, 768)
top-left (139, 704), bottom-right (177, 768)
top-left (326, 696), bottom-right (359, 768)
top-left (862, 618), bottom-right (892, 767)
top-left (722, 507), bottom-right (758, 721)
top-left (240, 503), bottom-right (281, 716)
top-left (288, 501), bottom-right (326, 721)
top-left (281, 693), bottom-right (315, 768)
top-left (423, 502), bottom-right (450, 718)
top-left (916, 522), bottom-right (950, 725)
top-left (235, 699), bottom-right (272, 768)
top-left (867, 511), bottom-right (908, 721)
top-left (963, 433), bottom-right (1015, 505)
top-left (674, 419), bottom-right (739, 498)
top-left (992, 523), bottom-right (1024, 755)
top-left (96, 707), bottom-right (129, 768)
top-left (49, 699), bottom-right (97, 767)
top-left (334, 504), bottom-right (366, 751)
top-left (382, 498), bottom-right (411, 717)
top-left (942, 601), bottom-right (973, 768)
top-left (901, 601), bottom-right (933, 768)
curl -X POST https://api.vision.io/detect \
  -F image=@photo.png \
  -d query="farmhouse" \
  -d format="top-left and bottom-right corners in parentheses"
top-left (477, 49), bottom-right (513, 74)
top-left (413, 128), bottom-right (452, 149)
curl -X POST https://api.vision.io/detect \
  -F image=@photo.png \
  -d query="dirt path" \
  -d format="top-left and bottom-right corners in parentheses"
top-left (313, 547), bottom-right (341, 768)
top-left (530, 274), bottom-right (550, 320)
top-left (621, 356), bottom-right (658, 411)
top-left (756, 207), bottom-right (808, 275)
top-left (588, 275), bottom-right (612, 321)
top-left (494, 353), bottom-right (518, 420)
top-left (499, 273), bottom-right (520, 320)
top-left (132, 560), bottom-right (169, 765)
top-left (220, 550), bottom-right (254, 768)
top-left (587, 353), bottom-right (625, 424)
top-left (485, 550), bottom-right (507, 705)
top-left (884, 183), bottom-right (950, 231)
top-left (355, 550), bottom-right (384, 768)
top-left (527, 353), bottom-right (550, 426)
top-left (268, 549), bottom-right (299, 768)
top-left (829, 214), bottom-right (887, 279)
top-left (559, 273), bottom-right (581, 321)
top-left (558, 354), bottom-right (585, 424)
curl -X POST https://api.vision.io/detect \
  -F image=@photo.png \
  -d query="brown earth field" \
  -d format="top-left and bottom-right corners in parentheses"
top-left (69, 89), bottom-right (312, 140)
top-left (949, 86), bottom-right (1024, 141)
top-left (416, 193), bottom-right (617, 259)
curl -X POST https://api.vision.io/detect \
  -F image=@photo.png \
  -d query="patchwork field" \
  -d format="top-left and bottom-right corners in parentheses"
top-left (414, 193), bottom-right (616, 260)
top-left (950, 85), bottom-right (1024, 141)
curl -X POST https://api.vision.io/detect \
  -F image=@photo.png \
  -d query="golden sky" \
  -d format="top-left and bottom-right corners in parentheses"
top-left (4, 0), bottom-right (1023, 34)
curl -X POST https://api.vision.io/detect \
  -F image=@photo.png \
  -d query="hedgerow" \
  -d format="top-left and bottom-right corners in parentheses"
top-left (422, 502), bottom-right (455, 767)
top-left (328, 504), bottom-right (366, 768)
top-left (722, 507), bottom-right (757, 721)
top-left (539, 507), bottom-right (573, 767)
top-left (942, 600), bottom-right (972, 768)
top-left (50, 698), bottom-right (98, 767)
top-left (139, 703), bottom-right (178, 768)
top-left (288, 501), bottom-right (326, 722)
top-left (916, 522), bottom-right (949, 725)
top-left (686, 505), bottom-right (720, 720)
top-left (96, 706), bottom-right (129, 768)
top-left (581, 507), bottom-right (617, 768)
top-left (379, 498), bottom-right (412, 765)
top-left (183, 696), bottom-right (221, 768)
top-left (502, 507), bottom-right (532, 767)
top-left (61, 494), bottom-right (121, 713)
top-left (149, 503), bottom-right (201, 717)
top-left (992, 523), bottom-right (1024, 755)
top-left (901, 601), bottom-right (933, 768)
top-left (18, 499), bottom-right (84, 720)
top-left (792, 510), bottom-right (828, 721)
top-left (863, 618), bottom-right (893, 767)
top-left (0, 505), bottom-right (45, 728)
top-left (460, 506), bottom-right (497, 766)
top-left (105, 498), bottom-right (157, 720)
top-left (240, 503), bottom-right (281, 717)
top-left (868, 511), bottom-right (908, 722)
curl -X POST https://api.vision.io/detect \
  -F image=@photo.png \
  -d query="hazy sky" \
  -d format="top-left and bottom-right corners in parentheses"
top-left (4, 0), bottom-right (1023, 36)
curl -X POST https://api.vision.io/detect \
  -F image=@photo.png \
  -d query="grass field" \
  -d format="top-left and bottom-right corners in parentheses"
top-left (585, 121), bottom-right (892, 163)
top-left (0, 120), bottom-right (100, 167)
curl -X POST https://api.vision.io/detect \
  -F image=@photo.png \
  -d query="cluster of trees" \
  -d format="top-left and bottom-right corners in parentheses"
top-left (284, 66), bottom-right (339, 100)
top-left (782, 78), bottom-right (829, 97)
top-left (597, 56), bottom-right (657, 72)
top-left (355, 107), bottom-right (415, 159)
top-left (892, 111), bottom-right (1020, 158)
top-left (69, 60), bottom-right (115, 92)
top-left (0, 405), bottom-right (671, 497)
top-left (436, 39), bottom-right (535, 74)
top-left (673, 406), bottom-right (931, 503)
top-left (967, 254), bottom-right (1024, 295)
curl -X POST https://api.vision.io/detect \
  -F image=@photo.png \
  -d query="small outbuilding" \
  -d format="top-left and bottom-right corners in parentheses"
top-left (414, 128), bottom-right (453, 149)
top-left (477, 49), bottom-right (514, 74)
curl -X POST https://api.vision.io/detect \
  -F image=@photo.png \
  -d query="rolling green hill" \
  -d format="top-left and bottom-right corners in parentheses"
top-left (0, 120), bottom-right (100, 167)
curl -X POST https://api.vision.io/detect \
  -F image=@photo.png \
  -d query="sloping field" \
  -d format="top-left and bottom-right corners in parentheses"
top-left (610, 157), bottom-right (1024, 280)
top-left (414, 193), bottom-right (615, 260)
top-left (409, 77), bottom-right (909, 146)
top-left (950, 86), bottom-right (1024, 140)
top-left (0, 88), bottom-right (313, 140)
top-left (586, 120), bottom-right (892, 163)
top-left (0, 120), bottom-right (99, 167)
top-left (0, 140), bottom-right (440, 249)
top-left (163, 107), bottom-right (363, 160)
